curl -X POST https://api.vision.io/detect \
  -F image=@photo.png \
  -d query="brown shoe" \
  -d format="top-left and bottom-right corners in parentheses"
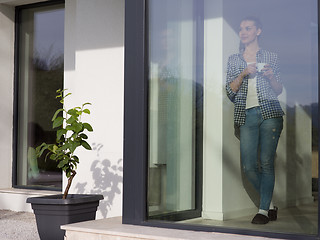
top-left (268, 206), bottom-right (278, 221)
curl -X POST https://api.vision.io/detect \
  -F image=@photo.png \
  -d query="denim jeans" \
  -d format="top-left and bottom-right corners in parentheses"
top-left (240, 107), bottom-right (283, 211)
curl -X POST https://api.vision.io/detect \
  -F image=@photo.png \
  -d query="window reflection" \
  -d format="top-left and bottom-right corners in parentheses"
top-left (148, 0), bottom-right (318, 235)
top-left (17, 4), bottom-right (64, 189)
top-left (148, 0), bottom-right (200, 218)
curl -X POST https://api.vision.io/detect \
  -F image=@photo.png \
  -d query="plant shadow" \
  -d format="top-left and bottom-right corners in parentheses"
top-left (75, 143), bottom-right (123, 218)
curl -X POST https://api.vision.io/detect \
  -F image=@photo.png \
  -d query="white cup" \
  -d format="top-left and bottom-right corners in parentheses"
top-left (256, 63), bottom-right (266, 72)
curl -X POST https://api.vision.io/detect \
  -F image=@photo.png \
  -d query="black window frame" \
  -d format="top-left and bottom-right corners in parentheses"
top-left (13, 0), bottom-right (65, 191)
top-left (123, 0), bottom-right (320, 239)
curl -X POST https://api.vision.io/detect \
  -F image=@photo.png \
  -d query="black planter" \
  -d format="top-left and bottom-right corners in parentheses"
top-left (27, 194), bottom-right (104, 240)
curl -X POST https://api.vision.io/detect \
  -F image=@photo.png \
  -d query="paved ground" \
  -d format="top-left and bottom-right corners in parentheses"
top-left (0, 210), bottom-right (39, 240)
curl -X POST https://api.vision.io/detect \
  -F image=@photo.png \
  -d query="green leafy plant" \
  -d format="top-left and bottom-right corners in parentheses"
top-left (29, 89), bottom-right (93, 199)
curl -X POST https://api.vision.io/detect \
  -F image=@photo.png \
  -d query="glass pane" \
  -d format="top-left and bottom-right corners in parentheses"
top-left (148, 0), bottom-right (319, 236)
top-left (16, 4), bottom-right (64, 189)
top-left (148, 0), bottom-right (202, 218)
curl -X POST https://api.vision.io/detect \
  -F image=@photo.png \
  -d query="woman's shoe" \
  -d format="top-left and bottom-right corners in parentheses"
top-left (251, 213), bottom-right (269, 224)
top-left (268, 206), bottom-right (278, 221)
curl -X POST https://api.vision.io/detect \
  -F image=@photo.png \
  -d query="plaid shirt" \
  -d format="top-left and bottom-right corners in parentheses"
top-left (226, 49), bottom-right (284, 126)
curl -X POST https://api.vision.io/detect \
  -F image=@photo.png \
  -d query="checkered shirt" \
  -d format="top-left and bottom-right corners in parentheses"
top-left (226, 49), bottom-right (284, 126)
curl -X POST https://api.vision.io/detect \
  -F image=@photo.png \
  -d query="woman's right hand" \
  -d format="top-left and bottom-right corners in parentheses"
top-left (243, 63), bottom-right (256, 77)
top-left (230, 63), bottom-right (256, 93)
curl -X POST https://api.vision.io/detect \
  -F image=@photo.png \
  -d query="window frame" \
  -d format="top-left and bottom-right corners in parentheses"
top-left (12, 0), bottom-right (65, 190)
top-left (123, 0), bottom-right (320, 239)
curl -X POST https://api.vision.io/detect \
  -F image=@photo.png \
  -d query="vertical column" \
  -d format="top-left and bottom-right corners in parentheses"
top-left (0, 4), bottom-right (14, 188)
top-left (202, 0), bottom-right (224, 220)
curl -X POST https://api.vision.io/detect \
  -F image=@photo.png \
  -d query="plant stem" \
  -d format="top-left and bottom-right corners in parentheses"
top-left (63, 170), bottom-right (76, 199)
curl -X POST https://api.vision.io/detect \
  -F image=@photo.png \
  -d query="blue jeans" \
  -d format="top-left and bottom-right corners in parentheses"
top-left (240, 107), bottom-right (283, 211)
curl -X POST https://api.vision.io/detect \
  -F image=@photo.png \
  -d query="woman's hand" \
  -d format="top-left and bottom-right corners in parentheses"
top-left (230, 63), bottom-right (256, 93)
top-left (243, 63), bottom-right (257, 77)
top-left (261, 64), bottom-right (274, 79)
top-left (261, 64), bottom-right (283, 95)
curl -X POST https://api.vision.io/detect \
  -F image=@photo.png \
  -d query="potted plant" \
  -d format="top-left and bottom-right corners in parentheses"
top-left (27, 89), bottom-right (103, 240)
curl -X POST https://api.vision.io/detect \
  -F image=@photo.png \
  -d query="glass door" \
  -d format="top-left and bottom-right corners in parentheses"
top-left (147, 0), bottom-right (203, 220)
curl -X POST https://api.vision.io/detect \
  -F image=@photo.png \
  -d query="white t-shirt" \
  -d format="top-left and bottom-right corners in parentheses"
top-left (246, 62), bottom-right (259, 109)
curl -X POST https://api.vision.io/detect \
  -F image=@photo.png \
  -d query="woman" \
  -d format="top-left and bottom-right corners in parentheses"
top-left (226, 17), bottom-right (284, 224)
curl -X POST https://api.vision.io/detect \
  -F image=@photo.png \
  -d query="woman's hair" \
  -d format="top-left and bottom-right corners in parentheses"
top-left (239, 16), bottom-right (263, 52)
top-left (241, 16), bottom-right (263, 30)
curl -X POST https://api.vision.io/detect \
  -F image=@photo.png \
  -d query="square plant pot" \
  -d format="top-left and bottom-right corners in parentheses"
top-left (27, 194), bottom-right (103, 240)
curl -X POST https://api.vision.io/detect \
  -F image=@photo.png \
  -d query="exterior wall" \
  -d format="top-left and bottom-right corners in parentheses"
top-left (0, 3), bottom-right (14, 189)
top-left (64, 0), bottom-right (124, 219)
top-left (0, 0), bottom-right (124, 219)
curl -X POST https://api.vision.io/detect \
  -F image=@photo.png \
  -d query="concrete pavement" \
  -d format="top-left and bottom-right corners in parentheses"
top-left (0, 210), bottom-right (39, 240)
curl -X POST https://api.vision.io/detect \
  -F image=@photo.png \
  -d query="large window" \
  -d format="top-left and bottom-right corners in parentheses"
top-left (15, 2), bottom-right (65, 189)
top-left (123, 0), bottom-right (320, 239)
top-left (148, 0), bottom-right (203, 219)
top-left (147, 0), bottom-right (318, 236)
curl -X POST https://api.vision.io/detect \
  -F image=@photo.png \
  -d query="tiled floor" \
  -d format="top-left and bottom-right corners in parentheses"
top-left (181, 202), bottom-right (318, 236)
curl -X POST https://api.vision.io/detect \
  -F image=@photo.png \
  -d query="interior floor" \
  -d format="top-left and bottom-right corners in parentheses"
top-left (180, 200), bottom-right (318, 236)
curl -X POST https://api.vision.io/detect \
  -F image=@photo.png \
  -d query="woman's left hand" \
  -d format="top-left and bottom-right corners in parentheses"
top-left (262, 64), bottom-right (275, 81)
top-left (262, 64), bottom-right (283, 95)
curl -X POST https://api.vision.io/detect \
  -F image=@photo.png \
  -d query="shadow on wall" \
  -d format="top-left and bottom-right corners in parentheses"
top-left (0, 4), bottom-right (14, 22)
top-left (75, 143), bottom-right (123, 218)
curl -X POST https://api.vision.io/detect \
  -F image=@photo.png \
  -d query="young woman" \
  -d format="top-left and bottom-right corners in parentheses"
top-left (226, 17), bottom-right (284, 224)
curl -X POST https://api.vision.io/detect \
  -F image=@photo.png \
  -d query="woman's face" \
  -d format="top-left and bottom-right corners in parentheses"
top-left (239, 20), bottom-right (261, 45)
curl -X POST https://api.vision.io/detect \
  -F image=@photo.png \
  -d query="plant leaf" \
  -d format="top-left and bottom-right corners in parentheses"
top-left (67, 109), bottom-right (78, 117)
top-left (83, 109), bottom-right (90, 114)
top-left (52, 108), bottom-right (64, 121)
top-left (36, 143), bottom-right (48, 157)
top-left (66, 116), bottom-right (76, 124)
top-left (72, 122), bottom-right (83, 133)
top-left (81, 140), bottom-right (92, 150)
top-left (66, 125), bottom-right (75, 131)
top-left (70, 141), bottom-right (81, 153)
top-left (61, 142), bottom-right (71, 151)
top-left (72, 155), bottom-right (79, 163)
top-left (53, 116), bottom-right (64, 128)
top-left (57, 129), bottom-right (67, 140)
top-left (79, 133), bottom-right (88, 139)
top-left (57, 160), bottom-right (67, 168)
top-left (83, 123), bottom-right (93, 132)
top-left (82, 102), bottom-right (92, 107)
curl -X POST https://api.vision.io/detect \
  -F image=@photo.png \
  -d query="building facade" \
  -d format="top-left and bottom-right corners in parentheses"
top-left (0, 0), bottom-right (319, 239)
top-left (0, 0), bottom-right (124, 219)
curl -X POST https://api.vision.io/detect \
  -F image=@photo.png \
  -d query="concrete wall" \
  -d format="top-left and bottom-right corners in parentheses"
top-left (64, 0), bottom-right (124, 219)
top-left (0, 3), bottom-right (14, 189)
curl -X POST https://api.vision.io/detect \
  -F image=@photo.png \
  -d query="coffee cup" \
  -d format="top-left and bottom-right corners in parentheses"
top-left (256, 63), bottom-right (266, 72)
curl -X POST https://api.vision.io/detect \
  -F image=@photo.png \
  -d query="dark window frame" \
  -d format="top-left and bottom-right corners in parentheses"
top-left (123, 0), bottom-right (320, 239)
top-left (13, 0), bottom-right (65, 191)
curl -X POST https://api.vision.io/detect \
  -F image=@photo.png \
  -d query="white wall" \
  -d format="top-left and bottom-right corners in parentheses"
top-left (202, 0), bottom-right (256, 220)
top-left (0, 4), bottom-right (14, 189)
top-left (64, 0), bottom-right (124, 219)
top-left (202, 0), bottom-right (224, 220)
